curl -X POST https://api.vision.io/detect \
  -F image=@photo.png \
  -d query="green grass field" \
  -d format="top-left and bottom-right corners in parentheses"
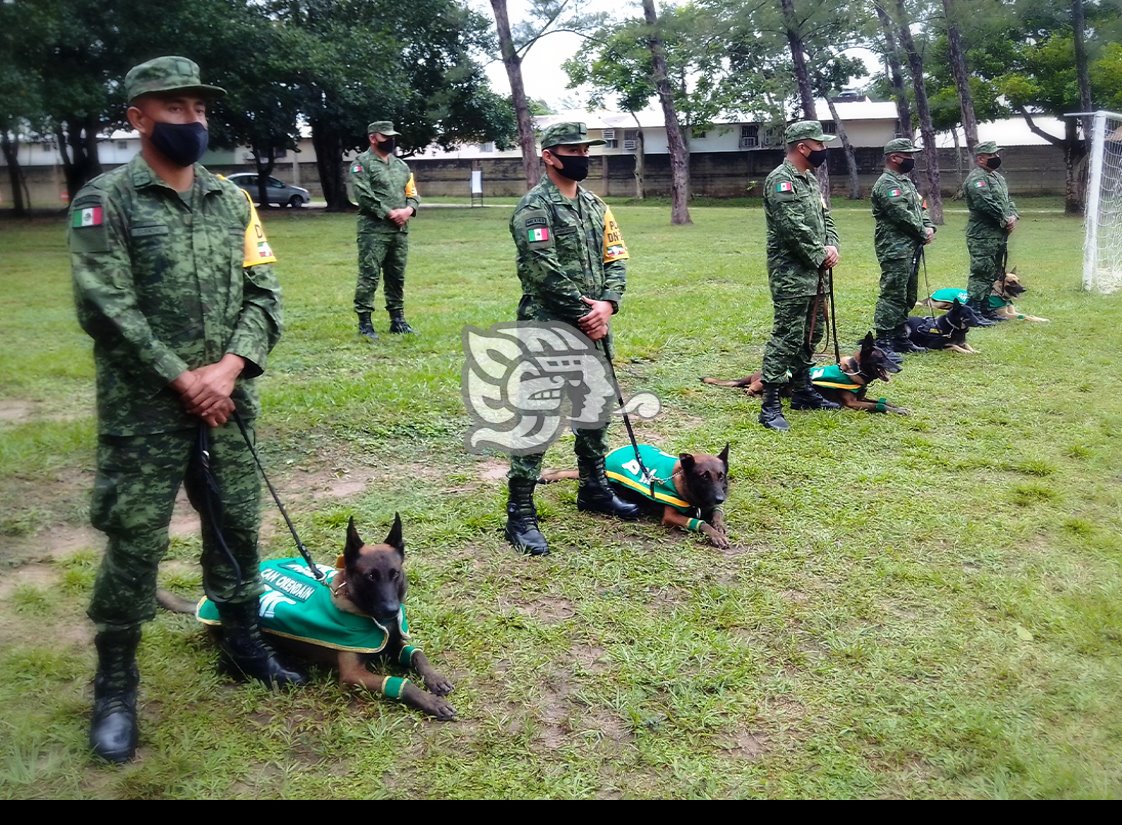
top-left (1, 199), bottom-right (1121, 799)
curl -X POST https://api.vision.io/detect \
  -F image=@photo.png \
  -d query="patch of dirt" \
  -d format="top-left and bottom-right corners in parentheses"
top-left (534, 673), bottom-right (571, 750)
top-left (781, 589), bottom-right (809, 604)
top-left (572, 644), bottom-right (611, 677)
top-left (720, 729), bottom-right (770, 760)
top-left (476, 459), bottom-right (510, 482)
top-left (499, 595), bottom-right (576, 624)
top-left (0, 563), bottom-right (60, 601)
top-left (0, 398), bottom-right (83, 425)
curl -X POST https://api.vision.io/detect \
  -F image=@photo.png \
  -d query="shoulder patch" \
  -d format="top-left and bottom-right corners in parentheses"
top-left (974, 179), bottom-right (988, 188)
top-left (68, 195), bottom-right (110, 254)
top-left (888, 187), bottom-right (904, 198)
top-left (351, 162), bottom-right (363, 174)
top-left (775, 181), bottom-right (794, 193)
top-left (517, 207), bottom-right (553, 250)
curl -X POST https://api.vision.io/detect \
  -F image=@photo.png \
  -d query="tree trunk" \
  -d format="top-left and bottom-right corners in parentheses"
top-left (630, 112), bottom-right (645, 200)
top-left (253, 147), bottom-right (277, 208)
top-left (824, 94), bottom-right (860, 199)
top-left (1018, 106), bottom-right (1085, 214)
top-left (951, 127), bottom-right (966, 198)
top-left (642, 0), bottom-right (691, 225)
top-left (57, 115), bottom-right (103, 202)
top-left (1, 131), bottom-right (28, 215)
top-left (873, 1), bottom-right (912, 138)
top-left (942, 0), bottom-right (977, 153)
top-left (782, 0), bottom-right (830, 203)
top-left (895, 0), bottom-right (943, 224)
top-left (311, 120), bottom-right (352, 211)
top-left (1073, 0), bottom-right (1092, 142)
top-left (490, 0), bottom-right (539, 192)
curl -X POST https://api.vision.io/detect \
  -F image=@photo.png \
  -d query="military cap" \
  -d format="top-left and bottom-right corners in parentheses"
top-left (784, 120), bottom-right (836, 145)
top-left (539, 122), bottom-right (606, 149)
top-left (884, 137), bottom-right (922, 154)
top-left (367, 121), bottom-right (401, 136)
top-left (124, 56), bottom-right (226, 102)
top-left (974, 140), bottom-right (1002, 154)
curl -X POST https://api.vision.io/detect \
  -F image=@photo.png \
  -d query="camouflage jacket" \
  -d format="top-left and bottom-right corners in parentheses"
top-left (871, 169), bottom-right (934, 260)
top-left (964, 165), bottom-right (1018, 239)
top-left (350, 149), bottom-right (420, 233)
top-left (763, 159), bottom-right (839, 299)
top-left (69, 155), bottom-right (283, 436)
top-left (510, 174), bottom-right (628, 325)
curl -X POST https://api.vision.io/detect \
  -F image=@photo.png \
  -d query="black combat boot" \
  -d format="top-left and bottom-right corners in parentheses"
top-left (90, 624), bottom-right (142, 764)
top-left (388, 310), bottom-right (415, 334)
top-left (505, 478), bottom-right (550, 556)
top-left (967, 299), bottom-right (997, 326)
top-left (216, 600), bottom-right (306, 688)
top-left (874, 331), bottom-right (899, 355)
top-left (357, 312), bottom-right (379, 341)
top-left (758, 382), bottom-right (790, 432)
top-left (576, 457), bottom-right (641, 520)
top-left (790, 369), bottom-right (841, 411)
top-left (890, 326), bottom-right (927, 354)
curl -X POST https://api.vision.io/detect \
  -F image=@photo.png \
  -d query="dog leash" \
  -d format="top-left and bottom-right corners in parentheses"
top-left (232, 411), bottom-right (325, 582)
top-left (192, 423), bottom-right (248, 604)
top-left (808, 267), bottom-right (842, 365)
top-left (596, 340), bottom-right (657, 499)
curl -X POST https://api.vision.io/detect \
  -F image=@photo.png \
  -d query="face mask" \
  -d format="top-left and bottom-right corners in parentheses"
top-left (377, 138), bottom-right (396, 154)
top-left (985, 156), bottom-right (1002, 170)
top-left (806, 147), bottom-right (829, 168)
top-left (150, 121), bottom-right (208, 167)
top-left (898, 157), bottom-right (916, 173)
top-left (551, 153), bottom-right (590, 182)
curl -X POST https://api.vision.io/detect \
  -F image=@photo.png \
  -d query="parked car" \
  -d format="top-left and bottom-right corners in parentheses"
top-left (226, 173), bottom-right (310, 207)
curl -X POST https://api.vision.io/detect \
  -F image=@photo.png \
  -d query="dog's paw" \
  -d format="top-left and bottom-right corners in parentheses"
top-left (425, 673), bottom-right (455, 696)
top-left (891, 406), bottom-right (911, 416)
top-left (424, 696), bottom-right (457, 721)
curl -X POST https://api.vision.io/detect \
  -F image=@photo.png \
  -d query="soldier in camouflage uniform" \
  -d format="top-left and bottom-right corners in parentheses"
top-left (964, 141), bottom-right (1019, 320)
top-left (504, 122), bottom-right (640, 556)
top-left (758, 121), bottom-right (843, 432)
top-left (350, 120), bottom-right (421, 339)
top-left (68, 57), bottom-right (303, 764)
top-left (871, 138), bottom-right (936, 355)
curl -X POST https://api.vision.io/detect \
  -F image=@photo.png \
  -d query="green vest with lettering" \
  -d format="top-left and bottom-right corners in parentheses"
top-left (604, 444), bottom-right (693, 514)
top-left (809, 363), bottom-right (861, 393)
top-left (196, 558), bottom-right (409, 653)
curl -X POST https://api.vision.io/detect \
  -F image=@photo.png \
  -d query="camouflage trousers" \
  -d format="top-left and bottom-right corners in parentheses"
top-left (761, 295), bottom-right (827, 384)
top-left (967, 235), bottom-right (1006, 304)
top-left (509, 426), bottom-right (610, 482)
top-left (354, 226), bottom-right (408, 315)
top-left (88, 423), bottom-right (263, 630)
top-left (873, 255), bottom-right (919, 336)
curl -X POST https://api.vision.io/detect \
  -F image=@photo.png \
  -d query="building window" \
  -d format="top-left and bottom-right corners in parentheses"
top-left (117, 141), bottom-right (128, 150)
top-left (693, 129), bottom-right (707, 140)
top-left (479, 142), bottom-right (494, 153)
top-left (622, 129), bottom-right (640, 151)
top-left (739, 124), bottom-right (759, 149)
top-left (822, 121), bottom-right (837, 134)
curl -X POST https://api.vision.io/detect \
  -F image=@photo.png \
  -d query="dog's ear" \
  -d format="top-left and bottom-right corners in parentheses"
top-left (679, 453), bottom-right (696, 472)
top-left (861, 331), bottom-right (875, 356)
top-left (384, 512), bottom-right (405, 558)
top-left (952, 297), bottom-right (962, 306)
top-left (718, 442), bottom-right (729, 468)
top-left (345, 516), bottom-right (364, 565)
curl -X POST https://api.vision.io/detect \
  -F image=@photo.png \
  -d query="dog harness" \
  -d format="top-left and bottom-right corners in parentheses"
top-left (197, 558), bottom-right (420, 699)
top-left (809, 363), bottom-right (861, 393)
top-left (604, 444), bottom-right (693, 514)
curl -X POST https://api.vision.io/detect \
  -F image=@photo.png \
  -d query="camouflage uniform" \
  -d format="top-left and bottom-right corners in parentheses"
top-left (761, 157), bottom-right (839, 384)
top-left (507, 170), bottom-right (627, 481)
top-left (964, 143), bottom-right (1018, 304)
top-left (871, 142), bottom-right (934, 338)
top-left (70, 153), bottom-right (282, 628)
top-left (350, 134), bottom-right (420, 316)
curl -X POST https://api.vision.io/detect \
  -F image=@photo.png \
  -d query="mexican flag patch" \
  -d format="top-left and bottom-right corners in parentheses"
top-left (775, 181), bottom-right (794, 193)
top-left (974, 179), bottom-right (987, 188)
top-left (72, 206), bottom-right (103, 228)
top-left (351, 162), bottom-right (363, 174)
top-left (888, 188), bottom-right (903, 197)
top-left (527, 226), bottom-right (550, 242)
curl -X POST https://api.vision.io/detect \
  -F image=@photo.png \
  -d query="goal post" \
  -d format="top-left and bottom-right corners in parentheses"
top-left (1081, 110), bottom-right (1122, 294)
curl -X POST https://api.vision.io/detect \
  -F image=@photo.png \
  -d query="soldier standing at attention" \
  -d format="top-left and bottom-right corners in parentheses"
top-left (871, 138), bottom-right (935, 355)
top-left (964, 141), bottom-right (1019, 321)
top-left (758, 120), bottom-right (842, 432)
top-left (350, 120), bottom-right (421, 339)
top-left (503, 122), bottom-right (640, 557)
top-left (69, 56), bottom-right (303, 765)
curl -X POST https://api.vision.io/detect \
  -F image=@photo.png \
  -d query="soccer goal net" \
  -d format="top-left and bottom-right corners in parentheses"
top-left (1083, 111), bottom-right (1122, 293)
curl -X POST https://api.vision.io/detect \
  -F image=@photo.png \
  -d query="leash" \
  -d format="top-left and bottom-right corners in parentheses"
top-left (596, 339), bottom-right (657, 499)
top-left (808, 267), bottom-right (841, 365)
top-left (913, 244), bottom-right (932, 308)
top-left (192, 423), bottom-right (247, 604)
top-left (232, 410), bottom-right (325, 582)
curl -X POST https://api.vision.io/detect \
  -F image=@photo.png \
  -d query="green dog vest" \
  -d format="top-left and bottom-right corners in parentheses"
top-left (809, 363), bottom-right (861, 393)
top-left (604, 444), bottom-right (692, 513)
top-left (196, 558), bottom-right (409, 654)
top-left (930, 287), bottom-right (1009, 309)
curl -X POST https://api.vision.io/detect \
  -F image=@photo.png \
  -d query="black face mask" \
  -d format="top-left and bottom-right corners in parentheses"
top-left (806, 147), bottom-right (829, 168)
top-left (377, 138), bottom-right (396, 154)
top-left (551, 153), bottom-right (590, 181)
top-left (150, 121), bottom-right (208, 167)
top-left (985, 156), bottom-right (1002, 170)
top-left (898, 157), bottom-right (916, 173)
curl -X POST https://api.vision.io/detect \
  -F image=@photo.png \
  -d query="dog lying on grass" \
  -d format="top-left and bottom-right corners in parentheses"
top-left (700, 334), bottom-right (907, 414)
top-left (158, 515), bottom-right (456, 720)
top-left (926, 271), bottom-right (1049, 322)
top-left (905, 298), bottom-right (986, 354)
top-left (540, 443), bottom-right (730, 548)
